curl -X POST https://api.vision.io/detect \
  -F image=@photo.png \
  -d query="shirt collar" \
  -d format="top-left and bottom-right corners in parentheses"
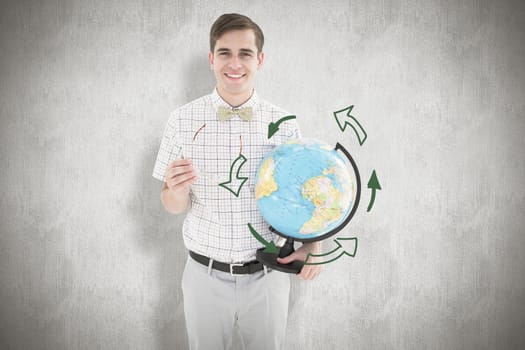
top-left (211, 88), bottom-right (259, 111)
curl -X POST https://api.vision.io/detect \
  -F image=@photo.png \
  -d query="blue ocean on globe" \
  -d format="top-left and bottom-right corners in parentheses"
top-left (255, 138), bottom-right (355, 240)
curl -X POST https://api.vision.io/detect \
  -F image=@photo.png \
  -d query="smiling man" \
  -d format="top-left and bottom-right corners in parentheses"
top-left (210, 29), bottom-right (262, 106)
top-left (152, 13), bottom-right (322, 350)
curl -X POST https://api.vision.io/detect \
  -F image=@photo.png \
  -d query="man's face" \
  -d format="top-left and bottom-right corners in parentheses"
top-left (209, 29), bottom-right (264, 100)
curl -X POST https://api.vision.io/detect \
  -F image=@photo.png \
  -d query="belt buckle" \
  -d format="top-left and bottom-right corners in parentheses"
top-left (230, 263), bottom-right (244, 276)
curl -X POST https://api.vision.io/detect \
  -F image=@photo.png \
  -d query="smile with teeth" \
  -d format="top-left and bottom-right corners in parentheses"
top-left (225, 73), bottom-right (246, 79)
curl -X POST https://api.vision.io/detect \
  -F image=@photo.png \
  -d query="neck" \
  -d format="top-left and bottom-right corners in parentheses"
top-left (216, 87), bottom-right (254, 107)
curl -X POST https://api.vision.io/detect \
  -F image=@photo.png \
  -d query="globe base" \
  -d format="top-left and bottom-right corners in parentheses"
top-left (256, 248), bottom-right (303, 274)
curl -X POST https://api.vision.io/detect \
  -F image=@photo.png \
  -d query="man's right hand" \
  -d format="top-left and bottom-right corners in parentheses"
top-left (164, 158), bottom-right (198, 195)
top-left (161, 159), bottom-right (198, 214)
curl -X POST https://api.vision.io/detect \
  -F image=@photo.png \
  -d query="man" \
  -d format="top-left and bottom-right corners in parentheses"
top-left (152, 13), bottom-right (322, 350)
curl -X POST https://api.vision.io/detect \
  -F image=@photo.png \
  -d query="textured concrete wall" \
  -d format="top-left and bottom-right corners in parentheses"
top-left (1, 0), bottom-right (524, 349)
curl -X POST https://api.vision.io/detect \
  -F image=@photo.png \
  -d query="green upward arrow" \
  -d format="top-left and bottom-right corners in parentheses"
top-left (333, 106), bottom-right (367, 146)
top-left (219, 154), bottom-right (248, 197)
top-left (367, 170), bottom-right (381, 212)
top-left (247, 223), bottom-right (279, 254)
top-left (268, 115), bottom-right (297, 139)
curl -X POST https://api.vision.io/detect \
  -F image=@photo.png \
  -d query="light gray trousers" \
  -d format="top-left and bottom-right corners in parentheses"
top-left (181, 256), bottom-right (291, 350)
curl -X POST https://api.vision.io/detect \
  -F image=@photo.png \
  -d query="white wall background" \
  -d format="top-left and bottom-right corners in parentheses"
top-left (1, 0), bottom-right (524, 349)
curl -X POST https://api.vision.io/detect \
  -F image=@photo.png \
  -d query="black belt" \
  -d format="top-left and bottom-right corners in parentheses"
top-left (189, 251), bottom-right (264, 275)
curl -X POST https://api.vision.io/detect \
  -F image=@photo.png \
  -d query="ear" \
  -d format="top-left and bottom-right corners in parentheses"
top-left (208, 52), bottom-right (214, 70)
top-left (257, 51), bottom-right (264, 70)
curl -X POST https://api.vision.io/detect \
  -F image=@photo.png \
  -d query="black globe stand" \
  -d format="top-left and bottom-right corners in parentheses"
top-left (256, 236), bottom-right (304, 274)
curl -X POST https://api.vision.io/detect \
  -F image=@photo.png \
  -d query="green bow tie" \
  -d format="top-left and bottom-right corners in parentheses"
top-left (217, 106), bottom-right (253, 121)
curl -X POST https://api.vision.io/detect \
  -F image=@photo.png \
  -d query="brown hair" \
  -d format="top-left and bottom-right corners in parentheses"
top-left (210, 13), bottom-right (264, 54)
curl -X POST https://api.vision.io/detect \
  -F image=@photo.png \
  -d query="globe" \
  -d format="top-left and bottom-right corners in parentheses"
top-left (255, 138), bottom-right (358, 241)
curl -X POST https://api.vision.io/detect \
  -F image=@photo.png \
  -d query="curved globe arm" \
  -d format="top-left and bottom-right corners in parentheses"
top-left (330, 142), bottom-right (361, 236)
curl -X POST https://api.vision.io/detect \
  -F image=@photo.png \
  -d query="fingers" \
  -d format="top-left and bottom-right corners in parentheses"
top-left (165, 158), bottom-right (197, 193)
top-left (166, 159), bottom-right (194, 177)
top-left (298, 265), bottom-right (323, 280)
top-left (166, 172), bottom-right (197, 193)
top-left (277, 253), bottom-right (323, 280)
top-left (165, 164), bottom-right (195, 181)
top-left (168, 158), bottom-right (192, 168)
top-left (276, 256), bottom-right (293, 265)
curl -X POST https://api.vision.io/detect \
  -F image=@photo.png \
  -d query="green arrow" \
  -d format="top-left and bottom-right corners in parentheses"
top-left (304, 237), bottom-right (358, 265)
top-left (367, 170), bottom-right (381, 212)
top-left (247, 223), bottom-right (279, 254)
top-left (333, 106), bottom-right (367, 146)
top-left (268, 115), bottom-right (296, 139)
top-left (218, 154), bottom-right (248, 197)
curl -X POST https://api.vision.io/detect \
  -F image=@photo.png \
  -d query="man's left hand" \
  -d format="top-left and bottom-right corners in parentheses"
top-left (276, 242), bottom-right (323, 280)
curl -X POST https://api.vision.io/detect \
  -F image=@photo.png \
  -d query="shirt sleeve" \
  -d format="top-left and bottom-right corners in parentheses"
top-left (152, 111), bottom-right (184, 182)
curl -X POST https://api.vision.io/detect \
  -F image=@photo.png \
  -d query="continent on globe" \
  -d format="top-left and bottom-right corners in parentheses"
top-left (300, 173), bottom-right (344, 234)
top-left (255, 157), bottom-right (278, 199)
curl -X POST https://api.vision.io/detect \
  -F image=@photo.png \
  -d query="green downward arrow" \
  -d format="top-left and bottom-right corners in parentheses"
top-left (247, 223), bottom-right (279, 254)
top-left (268, 115), bottom-right (296, 139)
top-left (367, 170), bottom-right (381, 212)
top-left (219, 154), bottom-right (248, 197)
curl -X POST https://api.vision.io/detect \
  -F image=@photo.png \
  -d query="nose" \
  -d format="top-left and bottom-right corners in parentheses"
top-left (227, 55), bottom-right (242, 69)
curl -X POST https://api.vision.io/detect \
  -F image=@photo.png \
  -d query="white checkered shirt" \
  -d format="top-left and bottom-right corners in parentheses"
top-left (152, 89), bottom-right (301, 263)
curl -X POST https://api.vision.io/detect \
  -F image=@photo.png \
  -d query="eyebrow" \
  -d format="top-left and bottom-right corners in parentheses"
top-left (216, 48), bottom-right (255, 54)
top-left (240, 48), bottom-right (255, 54)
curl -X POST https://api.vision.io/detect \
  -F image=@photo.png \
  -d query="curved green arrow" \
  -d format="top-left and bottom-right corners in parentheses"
top-left (367, 170), bottom-right (381, 212)
top-left (304, 237), bottom-right (358, 265)
top-left (333, 106), bottom-right (367, 146)
top-left (268, 115), bottom-right (296, 139)
top-left (219, 154), bottom-right (248, 197)
top-left (247, 223), bottom-right (279, 254)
